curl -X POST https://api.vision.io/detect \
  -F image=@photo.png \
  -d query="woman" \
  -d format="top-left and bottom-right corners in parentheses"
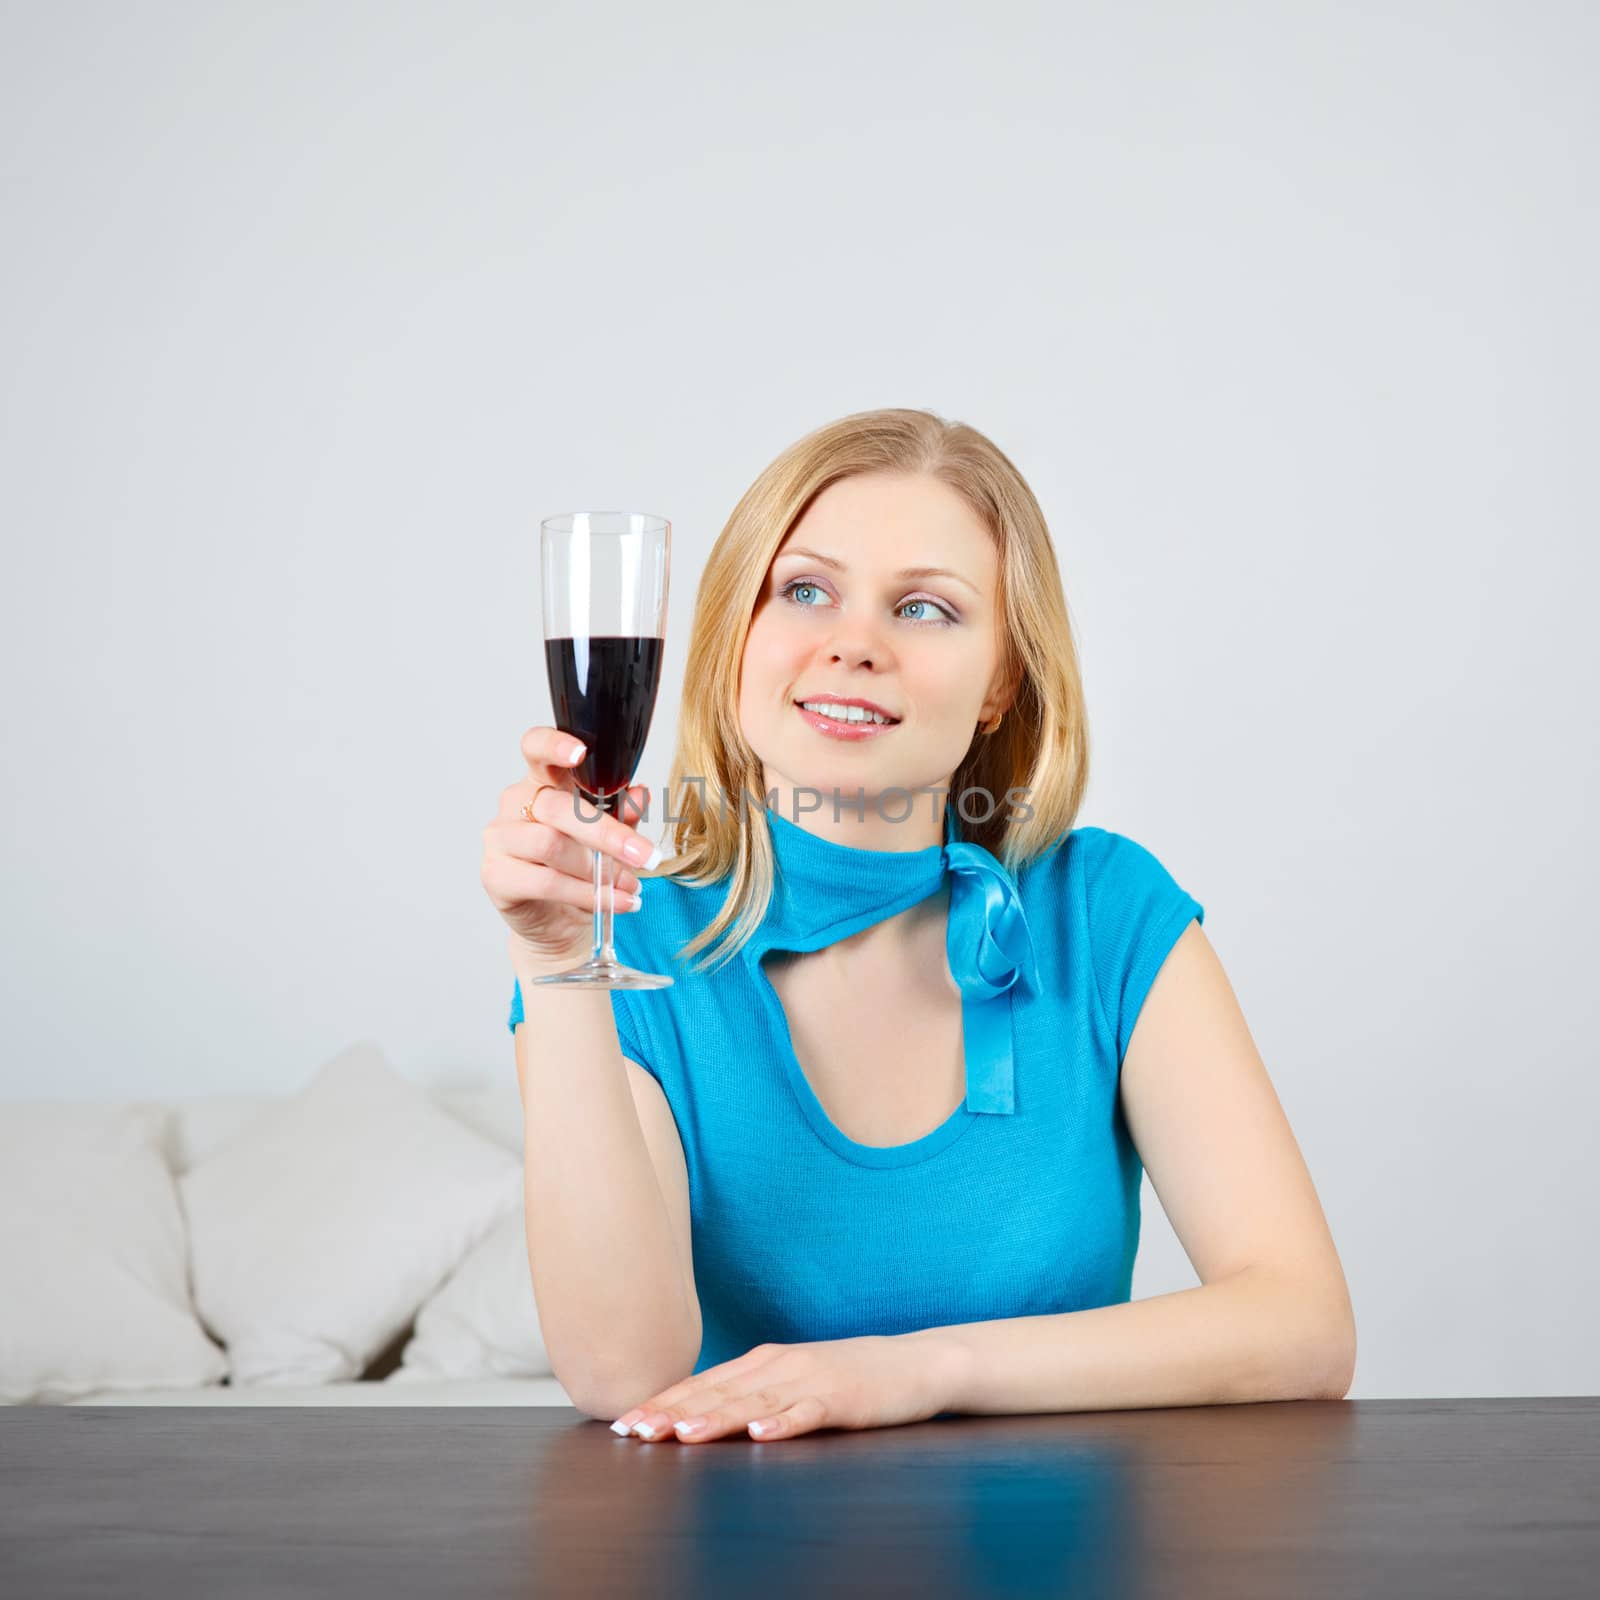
top-left (481, 408), bottom-right (1356, 1443)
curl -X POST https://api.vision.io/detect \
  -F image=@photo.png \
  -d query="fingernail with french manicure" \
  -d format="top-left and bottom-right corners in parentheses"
top-left (624, 837), bottom-right (663, 870)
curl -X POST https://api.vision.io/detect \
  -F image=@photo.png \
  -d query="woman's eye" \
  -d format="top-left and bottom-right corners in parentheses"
top-left (779, 579), bottom-right (955, 625)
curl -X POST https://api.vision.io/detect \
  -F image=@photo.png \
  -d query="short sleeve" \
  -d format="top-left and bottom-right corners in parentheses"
top-left (1081, 829), bottom-right (1205, 1066)
top-left (609, 989), bottom-right (661, 1084)
top-left (508, 977), bottom-right (661, 1085)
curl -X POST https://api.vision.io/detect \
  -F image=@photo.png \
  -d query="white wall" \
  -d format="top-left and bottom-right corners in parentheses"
top-left (2, 2), bottom-right (1594, 1399)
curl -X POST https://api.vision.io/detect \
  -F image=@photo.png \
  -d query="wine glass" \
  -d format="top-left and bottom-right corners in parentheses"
top-left (526, 511), bottom-right (673, 989)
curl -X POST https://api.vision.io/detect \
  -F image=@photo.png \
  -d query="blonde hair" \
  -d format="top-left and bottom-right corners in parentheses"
top-left (651, 406), bottom-right (1090, 974)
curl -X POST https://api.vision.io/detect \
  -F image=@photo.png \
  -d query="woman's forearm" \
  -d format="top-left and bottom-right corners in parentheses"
top-left (904, 1264), bottom-right (1356, 1416)
top-left (512, 942), bottom-right (700, 1412)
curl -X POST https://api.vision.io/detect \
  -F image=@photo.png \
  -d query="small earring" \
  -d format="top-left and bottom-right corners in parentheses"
top-left (981, 710), bottom-right (1004, 735)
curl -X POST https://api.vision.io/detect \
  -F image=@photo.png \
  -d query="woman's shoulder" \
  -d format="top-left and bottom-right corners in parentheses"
top-left (1017, 823), bottom-right (1203, 924)
top-left (609, 861), bottom-right (730, 974)
top-left (1015, 822), bottom-right (1135, 884)
top-left (633, 860), bottom-right (724, 919)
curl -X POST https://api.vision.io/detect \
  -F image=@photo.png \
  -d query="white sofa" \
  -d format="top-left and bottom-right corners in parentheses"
top-left (2, 1043), bottom-right (580, 1408)
top-left (71, 1378), bottom-right (572, 1406)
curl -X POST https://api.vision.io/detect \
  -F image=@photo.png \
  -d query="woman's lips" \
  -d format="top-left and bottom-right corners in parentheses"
top-left (795, 703), bottom-right (900, 740)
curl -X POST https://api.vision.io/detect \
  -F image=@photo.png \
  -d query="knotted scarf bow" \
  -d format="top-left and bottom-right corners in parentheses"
top-left (943, 840), bottom-right (1040, 1115)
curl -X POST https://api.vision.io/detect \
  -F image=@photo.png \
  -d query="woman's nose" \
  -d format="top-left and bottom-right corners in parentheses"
top-left (824, 619), bottom-right (892, 671)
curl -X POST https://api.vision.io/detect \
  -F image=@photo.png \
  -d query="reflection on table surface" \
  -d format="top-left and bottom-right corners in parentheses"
top-left (521, 1404), bottom-right (1355, 1599)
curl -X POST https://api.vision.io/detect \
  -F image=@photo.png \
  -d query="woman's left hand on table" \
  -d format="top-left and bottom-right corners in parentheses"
top-left (608, 1333), bottom-right (963, 1444)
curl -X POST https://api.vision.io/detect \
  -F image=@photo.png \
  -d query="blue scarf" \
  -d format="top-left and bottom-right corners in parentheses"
top-left (738, 799), bottom-right (1040, 1115)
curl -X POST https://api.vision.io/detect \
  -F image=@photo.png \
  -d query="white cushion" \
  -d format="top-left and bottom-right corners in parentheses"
top-left (0, 1103), bottom-right (226, 1404)
top-left (165, 1095), bottom-right (277, 1174)
top-left (165, 1080), bottom-right (523, 1174)
top-left (391, 1207), bottom-right (549, 1382)
top-left (179, 1041), bottom-right (521, 1387)
top-left (430, 1082), bottom-right (524, 1155)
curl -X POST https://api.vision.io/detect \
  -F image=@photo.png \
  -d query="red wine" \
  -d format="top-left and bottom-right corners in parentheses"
top-left (544, 635), bottom-right (664, 812)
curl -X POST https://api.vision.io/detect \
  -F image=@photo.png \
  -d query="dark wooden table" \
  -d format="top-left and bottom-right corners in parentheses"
top-left (2, 1400), bottom-right (1595, 1597)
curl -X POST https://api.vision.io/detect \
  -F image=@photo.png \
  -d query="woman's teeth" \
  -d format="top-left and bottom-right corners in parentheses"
top-left (798, 701), bottom-right (895, 726)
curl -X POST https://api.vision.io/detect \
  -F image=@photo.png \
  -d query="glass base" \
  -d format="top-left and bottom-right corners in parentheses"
top-left (524, 957), bottom-right (674, 991)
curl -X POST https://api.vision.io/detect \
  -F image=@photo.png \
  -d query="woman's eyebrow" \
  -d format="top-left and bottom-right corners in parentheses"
top-left (778, 546), bottom-right (980, 596)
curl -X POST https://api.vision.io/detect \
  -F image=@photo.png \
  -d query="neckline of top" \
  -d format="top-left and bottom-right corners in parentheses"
top-left (737, 798), bottom-right (1041, 1167)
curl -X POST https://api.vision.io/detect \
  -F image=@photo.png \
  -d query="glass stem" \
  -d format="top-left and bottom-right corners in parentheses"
top-left (592, 827), bottom-right (618, 967)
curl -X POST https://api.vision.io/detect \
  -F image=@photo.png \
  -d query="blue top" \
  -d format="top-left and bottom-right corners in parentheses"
top-left (509, 802), bottom-right (1203, 1374)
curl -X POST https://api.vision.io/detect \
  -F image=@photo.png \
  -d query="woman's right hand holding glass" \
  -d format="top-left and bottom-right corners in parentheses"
top-left (481, 725), bottom-right (657, 965)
